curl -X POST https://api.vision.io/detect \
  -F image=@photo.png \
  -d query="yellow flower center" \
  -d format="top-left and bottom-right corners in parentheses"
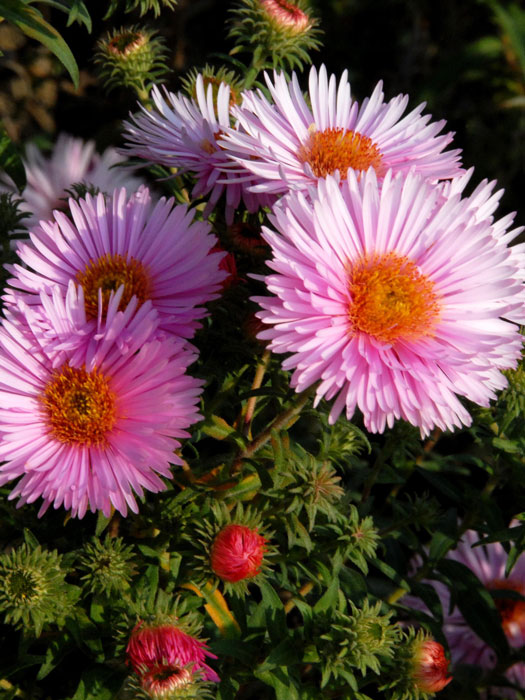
top-left (75, 253), bottom-right (151, 320)
top-left (298, 127), bottom-right (384, 179)
top-left (348, 252), bottom-right (440, 343)
top-left (42, 365), bottom-right (116, 446)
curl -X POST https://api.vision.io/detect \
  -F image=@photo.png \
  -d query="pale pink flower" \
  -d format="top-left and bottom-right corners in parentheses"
top-left (120, 75), bottom-right (274, 223)
top-left (253, 170), bottom-right (525, 435)
top-left (409, 530), bottom-right (525, 696)
top-left (127, 622), bottom-right (220, 686)
top-left (5, 186), bottom-right (226, 340)
top-left (4, 133), bottom-right (143, 228)
top-left (219, 64), bottom-right (463, 196)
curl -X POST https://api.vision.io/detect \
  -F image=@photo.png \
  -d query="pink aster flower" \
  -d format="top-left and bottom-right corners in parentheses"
top-left (210, 523), bottom-right (267, 582)
top-left (127, 622), bottom-right (220, 687)
top-left (5, 186), bottom-right (226, 340)
top-left (1, 133), bottom-right (143, 229)
top-left (253, 170), bottom-right (525, 435)
top-left (409, 529), bottom-right (525, 696)
top-left (0, 294), bottom-right (203, 518)
top-left (219, 64), bottom-right (463, 196)
top-left (120, 75), bottom-right (274, 223)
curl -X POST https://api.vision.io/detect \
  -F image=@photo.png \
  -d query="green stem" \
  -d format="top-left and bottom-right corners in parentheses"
top-left (231, 384), bottom-right (316, 473)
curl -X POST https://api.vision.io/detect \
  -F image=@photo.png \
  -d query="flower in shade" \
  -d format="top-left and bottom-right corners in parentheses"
top-left (408, 529), bottom-right (525, 696)
top-left (219, 64), bottom-right (462, 196)
top-left (410, 639), bottom-right (452, 693)
top-left (120, 75), bottom-right (274, 223)
top-left (210, 523), bottom-right (266, 582)
top-left (253, 170), bottom-right (525, 435)
top-left (0, 292), bottom-right (203, 518)
top-left (126, 622), bottom-right (220, 692)
top-left (1, 133), bottom-right (142, 229)
top-left (5, 186), bottom-right (226, 340)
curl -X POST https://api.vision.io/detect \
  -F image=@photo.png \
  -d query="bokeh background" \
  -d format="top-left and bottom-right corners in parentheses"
top-left (0, 0), bottom-right (523, 213)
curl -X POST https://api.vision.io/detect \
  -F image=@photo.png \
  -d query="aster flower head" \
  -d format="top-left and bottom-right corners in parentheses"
top-left (219, 64), bottom-right (463, 196)
top-left (210, 523), bottom-right (267, 582)
top-left (126, 621), bottom-right (220, 692)
top-left (6, 186), bottom-right (226, 340)
top-left (120, 76), bottom-right (274, 223)
top-left (1, 134), bottom-right (143, 229)
top-left (407, 529), bottom-right (525, 697)
top-left (254, 170), bottom-right (525, 435)
top-left (0, 291), bottom-right (203, 518)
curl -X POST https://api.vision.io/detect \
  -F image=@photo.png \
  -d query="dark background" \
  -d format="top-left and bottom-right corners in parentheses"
top-left (0, 0), bottom-right (523, 216)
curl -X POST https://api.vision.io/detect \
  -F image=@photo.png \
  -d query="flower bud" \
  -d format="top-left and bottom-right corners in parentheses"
top-left (126, 622), bottom-right (220, 690)
top-left (95, 26), bottom-right (168, 98)
top-left (210, 523), bottom-right (266, 582)
top-left (261, 0), bottom-right (311, 34)
top-left (411, 639), bottom-right (452, 693)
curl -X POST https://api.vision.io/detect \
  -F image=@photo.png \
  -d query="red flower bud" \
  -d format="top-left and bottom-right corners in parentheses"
top-left (261, 0), bottom-right (312, 34)
top-left (411, 639), bottom-right (452, 693)
top-left (210, 524), bottom-right (266, 582)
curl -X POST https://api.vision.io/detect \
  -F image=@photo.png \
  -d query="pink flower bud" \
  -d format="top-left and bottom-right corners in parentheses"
top-left (412, 639), bottom-right (452, 693)
top-left (210, 524), bottom-right (266, 582)
top-left (261, 0), bottom-right (311, 34)
top-left (126, 622), bottom-right (219, 687)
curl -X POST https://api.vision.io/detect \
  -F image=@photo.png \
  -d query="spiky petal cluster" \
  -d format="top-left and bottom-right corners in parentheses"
top-left (219, 64), bottom-right (462, 196)
top-left (120, 76), bottom-right (274, 223)
top-left (210, 523), bottom-right (266, 582)
top-left (126, 622), bottom-right (220, 689)
top-left (1, 134), bottom-right (143, 229)
top-left (410, 639), bottom-right (452, 693)
top-left (254, 170), bottom-right (525, 435)
top-left (5, 186), bottom-right (226, 340)
top-left (0, 292), bottom-right (203, 518)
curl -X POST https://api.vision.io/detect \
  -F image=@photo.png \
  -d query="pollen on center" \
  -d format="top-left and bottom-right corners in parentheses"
top-left (76, 252), bottom-right (151, 319)
top-left (298, 127), bottom-right (385, 179)
top-left (42, 365), bottom-right (116, 446)
top-left (348, 252), bottom-right (440, 344)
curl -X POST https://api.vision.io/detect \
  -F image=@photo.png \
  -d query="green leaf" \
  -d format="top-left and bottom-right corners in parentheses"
top-left (313, 577), bottom-right (339, 614)
top-left (95, 511), bottom-right (111, 536)
top-left (437, 559), bottom-right (509, 656)
top-left (201, 414), bottom-right (247, 448)
top-left (71, 666), bottom-right (124, 700)
top-left (0, 126), bottom-right (26, 191)
top-left (254, 667), bottom-right (300, 700)
top-left (428, 530), bottom-right (456, 562)
top-left (209, 639), bottom-right (256, 665)
top-left (257, 637), bottom-right (301, 671)
top-left (258, 580), bottom-right (288, 643)
top-left (0, 0), bottom-right (79, 88)
top-left (32, 0), bottom-right (92, 32)
top-left (23, 527), bottom-right (39, 550)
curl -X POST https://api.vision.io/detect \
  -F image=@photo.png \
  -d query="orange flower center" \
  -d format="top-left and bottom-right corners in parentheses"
top-left (42, 365), bottom-right (116, 446)
top-left (348, 252), bottom-right (440, 343)
top-left (76, 253), bottom-right (151, 320)
top-left (298, 127), bottom-right (384, 179)
top-left (491, 580), bottom-right (525, 640)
